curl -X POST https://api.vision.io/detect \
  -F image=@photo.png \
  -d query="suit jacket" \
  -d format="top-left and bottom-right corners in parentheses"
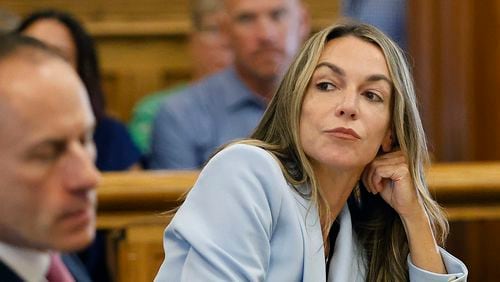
top-left (0, 259), bottom-right (21, 282)
top-left (0, 253), bottom-right (91, 282)
top-left (155, 144), bottom-right (468, 281)
top-left (62, 254), bottom-right (92, 282)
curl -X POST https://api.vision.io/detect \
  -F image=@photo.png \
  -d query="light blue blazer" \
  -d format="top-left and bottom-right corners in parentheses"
top-left (155, 144), bottom-right (468, 281)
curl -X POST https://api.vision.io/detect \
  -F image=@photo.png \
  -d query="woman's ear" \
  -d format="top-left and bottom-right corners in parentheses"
top-left (381, 130), bottom-right (393, 153)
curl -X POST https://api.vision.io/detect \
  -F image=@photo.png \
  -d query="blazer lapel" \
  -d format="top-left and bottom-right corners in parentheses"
top-left (290, 185), bottom-right (326, 282)
top-left (327, 205), bottom-right (366, 282)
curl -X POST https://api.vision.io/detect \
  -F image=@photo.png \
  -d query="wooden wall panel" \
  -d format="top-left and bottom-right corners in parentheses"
top-left (1, 0), bottom-right (188, 23)
top-left (409, 0), bottom-right (500, 161)
top-left (473, 0), bottom-right (500, 160)
top-left (1, 0), bottom-right (338, 32)
top-left (408, 3), bottom-right (500, 277)
top-left (117, 224), bottom-right (167, 282)
top-left (97, 36), bottom-right (191, 121)
top-left (447, 220), bottom-right (500, 282)
top-left (408, 0), bottom-right (474, 161)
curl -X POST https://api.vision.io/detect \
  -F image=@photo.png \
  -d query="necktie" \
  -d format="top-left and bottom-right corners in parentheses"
top-left (46, 253), bottom-right (75, 282)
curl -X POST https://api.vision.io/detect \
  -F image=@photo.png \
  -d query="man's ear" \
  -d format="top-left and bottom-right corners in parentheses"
top-left (381, 130), bottom-right (393, 153)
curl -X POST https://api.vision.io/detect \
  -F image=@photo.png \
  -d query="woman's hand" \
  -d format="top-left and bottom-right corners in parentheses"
top-left (361, 150), bottom-right (422, 220)
top-left (362, 150), bottom-right (447, 274)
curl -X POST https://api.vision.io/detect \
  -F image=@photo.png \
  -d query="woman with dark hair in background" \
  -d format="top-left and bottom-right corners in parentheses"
top-left (16, 9), bottom-right (141, 172)
top-left (16, 9), bottom-right (142, 282)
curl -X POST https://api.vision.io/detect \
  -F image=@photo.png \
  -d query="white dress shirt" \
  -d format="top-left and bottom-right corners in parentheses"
top-left (0, 240), bottom-right (50, 282)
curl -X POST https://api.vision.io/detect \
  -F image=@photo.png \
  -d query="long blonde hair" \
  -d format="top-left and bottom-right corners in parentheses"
top-left (231, 21), bottom-right (448, 281)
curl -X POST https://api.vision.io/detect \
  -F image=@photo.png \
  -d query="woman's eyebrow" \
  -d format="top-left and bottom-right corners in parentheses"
top-left (315, 62), bottom-right (393, 88)
top-left (365, 74), bottom-right (393, 87)
top-left (315, 62), bottom-right (345, 77)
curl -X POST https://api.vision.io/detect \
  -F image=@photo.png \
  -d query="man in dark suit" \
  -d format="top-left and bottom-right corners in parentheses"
top-left (0, 34), bottom-right (99, 281)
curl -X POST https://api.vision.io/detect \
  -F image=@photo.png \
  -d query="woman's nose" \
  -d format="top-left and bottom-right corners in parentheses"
top-left (335, 91), bottom-right (359, 119)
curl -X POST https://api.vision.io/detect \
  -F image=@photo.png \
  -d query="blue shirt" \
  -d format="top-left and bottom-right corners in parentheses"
top-left (94, 116), bottom-right (141, 171)
top-left (342, 0), bottom-right (407, 49)
top-left (150, 67), bottom-right (267, 169)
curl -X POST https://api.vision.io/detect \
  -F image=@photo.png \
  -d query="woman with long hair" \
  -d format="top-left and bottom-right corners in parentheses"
top-left (155, 22), bottom-right (467, 281)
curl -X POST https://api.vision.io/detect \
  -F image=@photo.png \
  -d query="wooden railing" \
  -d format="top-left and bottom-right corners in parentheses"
top-left (97, 162), bottom-right (500, 228)
top-left (97, 170), bottom-right (196, 228)
top-left (426, 162), bottom-right (500, 220)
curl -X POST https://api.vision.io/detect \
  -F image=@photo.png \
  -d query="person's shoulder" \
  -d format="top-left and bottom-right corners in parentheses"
top-left (212, 143), bottom-right (274, 162)
top-left (173, 68), bottom-right (232, 101)
top-left (205, 143), bottom-right (285, 183)
top-left (191, 143), bottom-right (288, 216)
top-left (157, 68), bottom-right (233, 118)
top-left (96, 116), bottom-right (129, 135)
top-left (134, 83), bottom-right (187, 112)
top-left (95, 116), bottom-right (138, 149)
top-left (158, 77), bottom-right (214, 112)
top-left (195, 67), bottom-right (233, 89)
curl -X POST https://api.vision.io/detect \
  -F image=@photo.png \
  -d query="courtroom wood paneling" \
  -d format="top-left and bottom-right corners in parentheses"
top-left (409, 0), bottom-right (500, 161)
top-left (408, 0), bottom-right (474, 161)
top-left (1, 0), bottom-right (339, 34)
top-left (117, 224), bottom-right (167, 282)
top-left (447, 220), bottom-right (500, 282)
top-left (97, 36), bottom-right (192, 121)
top-left (1, 0), bottom-right (188, 23)
top-left (473, 1), bottom-right (500, 160)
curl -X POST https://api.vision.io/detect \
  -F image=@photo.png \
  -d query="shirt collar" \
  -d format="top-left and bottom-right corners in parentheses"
top-left (0, 241), bottom-right (50, 282)
top-left (218, 66), bottom-right (268, 111)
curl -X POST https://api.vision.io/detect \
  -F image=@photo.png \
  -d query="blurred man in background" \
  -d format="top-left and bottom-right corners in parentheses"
top-left (129, 0), bottom-right (234, 157)
top-left (150, 0), bottom-right (310, 169)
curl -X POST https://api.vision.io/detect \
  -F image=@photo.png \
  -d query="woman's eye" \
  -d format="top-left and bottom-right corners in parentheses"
top-left (363, 91), bottom-right (383, 102)
top-left (316, 82), bottom-right (336, 91)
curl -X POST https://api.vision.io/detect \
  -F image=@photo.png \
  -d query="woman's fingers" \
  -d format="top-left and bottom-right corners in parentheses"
top-left (363, 150), bottom-right (410, 195)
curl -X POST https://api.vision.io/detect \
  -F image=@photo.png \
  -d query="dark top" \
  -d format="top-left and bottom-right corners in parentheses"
top-left (94, 116), bottom-right (141, 171)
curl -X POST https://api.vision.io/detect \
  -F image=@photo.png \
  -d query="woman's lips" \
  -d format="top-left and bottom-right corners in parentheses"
top-left (326, 127), bottom-right (361, 140)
